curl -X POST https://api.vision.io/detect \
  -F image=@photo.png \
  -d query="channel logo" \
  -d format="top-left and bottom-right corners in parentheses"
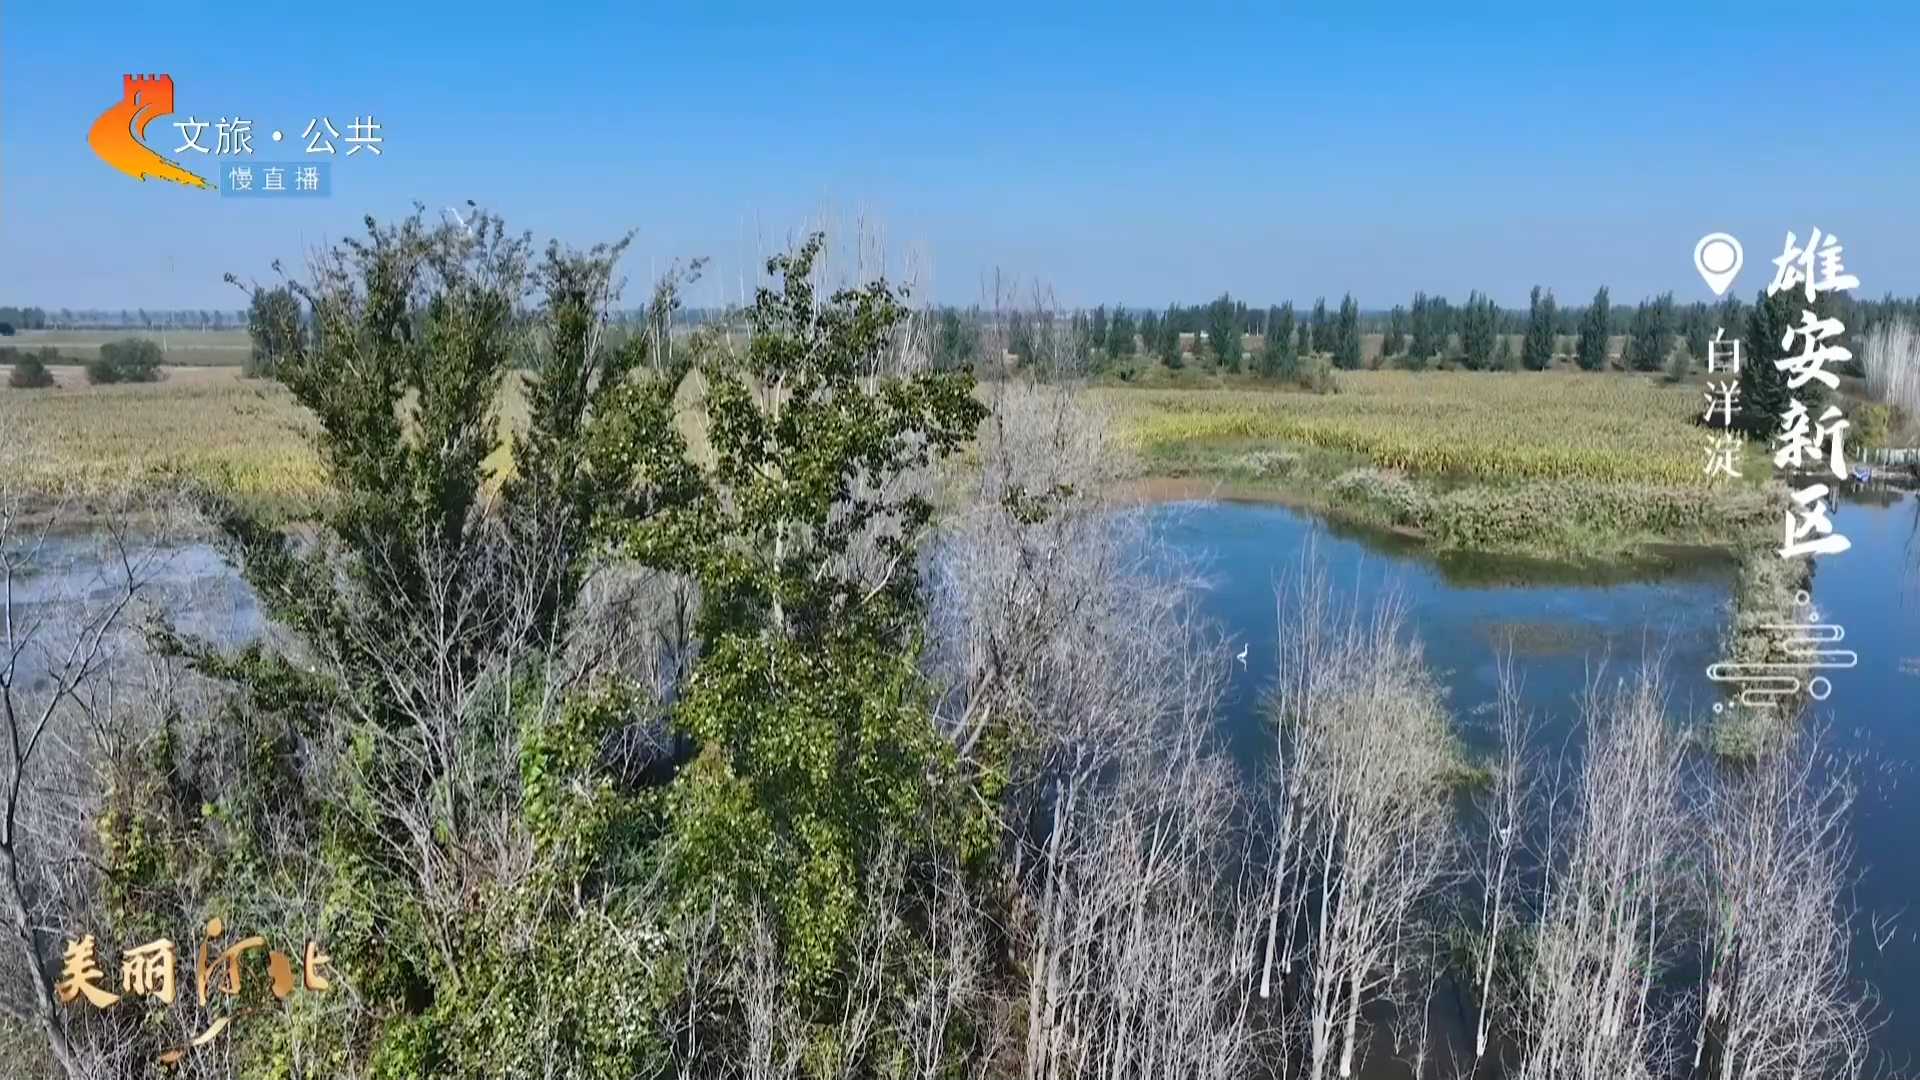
top-left (87, 74), bottom-right (213, 190)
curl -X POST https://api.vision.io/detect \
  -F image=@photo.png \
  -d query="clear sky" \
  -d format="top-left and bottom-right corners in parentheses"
top-left (4, 2), bottom-right (1918, 310)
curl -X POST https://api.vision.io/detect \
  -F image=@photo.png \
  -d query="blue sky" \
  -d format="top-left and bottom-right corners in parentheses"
top-left (4, 2), bottom-right (1918, 309)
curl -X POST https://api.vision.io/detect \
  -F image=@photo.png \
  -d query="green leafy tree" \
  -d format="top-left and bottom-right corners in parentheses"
top-left (1090, 305), bottom-right (1108, 357)
top-left (1261, 302), bottom-right (1297, 377)
top-left (1523, 285), bottom-right (1557, 370)
top-left (1459, 291), bottom-right (1498, 370)
top-left (1627, 292), bottom-right (1674, 371)
top-left (1334, 293), bottom-right (1361, 370)
top-left (1383, 304), bottom-right (1407, 356)
top-left (1739, 287), bottom-right (1815, 438)
top-left (243, 284), bottom-right (302, 378)
top-left (1159, 304), bottom-right (1183, 368)
top-left (1715, 294), bottom-right (1745, 343)
top-left (1682, 301), bottom-right (1711, 364)
top-left (1407, 292), bottom-right (1435, 366)
top-left (1207, 293), bottom-right (1242, 371)
top-left (1429, 296), bottom-right (1453, 362)
top-left (87, 338), bottom-right (162, 383)
top-left (1576, 286), bottom-right (1611, 370)
top-left (1309, 297), bottom-right (1330, 354)
top-left (615, 235), bottom-right (988, 989)
top-left (1108, 304), bottom-right (1135, 359)
top-left (934, 306), bottom-right (980, 370)
top-left (143, 211), bottom-right (699, 1077)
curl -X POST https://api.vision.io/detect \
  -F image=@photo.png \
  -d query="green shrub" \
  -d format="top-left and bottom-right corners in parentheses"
top-left (6, 353), bottom-right (54, 388)
top-left (1853, 402), bottom-right (1893, 450)
top-left (1295, 353), bottom-right (1338, 394)
top-left (244, 285), bottom-right (301, 379)
top-left (1330, 467), bottom-right (1427, 525)
top-left (1422, 482), bottom-right (1736, 549)
top-left (1237, 449), bottom-right (1301, 478)
top-left (1665, 344), bottom-right (1691, 382)
top-left (84, 356), bottom-right (123, 384)
top-left (87, 338), bottom-right (164, 384)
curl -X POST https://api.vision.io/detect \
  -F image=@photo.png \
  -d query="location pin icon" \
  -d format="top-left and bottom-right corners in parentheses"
top-left (1694, 233), bottom-right (1744, 297)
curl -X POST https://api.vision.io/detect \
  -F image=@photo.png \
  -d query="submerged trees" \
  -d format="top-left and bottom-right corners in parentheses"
top-left (929, 382), bottom-right (1266, 1080)
top-left (168, 211), bottom-right (701, 1076)
top-left (1512, 670), bottom-right (1689, 1080)
top-left (1693, 729), bottom-right (1870, 1080)
top-left (1266, 564), bottom-right (1458, 1079)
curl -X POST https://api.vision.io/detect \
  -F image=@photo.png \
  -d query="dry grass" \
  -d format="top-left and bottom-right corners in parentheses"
top-left (0, 366), bottom-right (320, 500)
top-left (0, 365), bottom-right (543, 507)
top-left (0, 365), bottom-right (728, 511)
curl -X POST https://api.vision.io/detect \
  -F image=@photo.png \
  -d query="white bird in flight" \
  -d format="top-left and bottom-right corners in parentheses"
top-left (1235, 643), bottom-right (1249, 668)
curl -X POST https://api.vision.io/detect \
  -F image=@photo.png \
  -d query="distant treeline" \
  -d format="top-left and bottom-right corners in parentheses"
top-left (16, 289), bottom-right (1918, 343)
top-left (902, 288), bottom-right (1920, 375)
top-left (905, 290), bottom-right (1920, 339)
top-left (0, 306), bottom-right (249, 331)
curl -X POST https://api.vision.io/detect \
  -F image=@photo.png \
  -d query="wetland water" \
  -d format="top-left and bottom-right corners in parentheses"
top-left (1147, 492), bottom-right (1920, 1070)
top-left (13, 492), bottom-right (1920, 1068)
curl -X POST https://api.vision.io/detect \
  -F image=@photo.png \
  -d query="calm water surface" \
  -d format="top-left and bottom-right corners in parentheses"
top-left (1145, 493), bottom-right (1920, 1070)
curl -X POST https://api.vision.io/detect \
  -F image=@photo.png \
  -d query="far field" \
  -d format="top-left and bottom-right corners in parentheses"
top-left (1, 360), bottom-right (1771, 561)
top-left (3, 329), bottom-right (1635, 372)
top-left (0, 365), bottom-right (323, 504)
top-left (2, 328), bottom-right (253, 367)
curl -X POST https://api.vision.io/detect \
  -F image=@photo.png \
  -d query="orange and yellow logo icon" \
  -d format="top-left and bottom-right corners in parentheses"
top-left (88, 74), bottom-right (212, 189)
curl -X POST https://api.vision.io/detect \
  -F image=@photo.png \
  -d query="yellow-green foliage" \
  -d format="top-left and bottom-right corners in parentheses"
top-left (1101, 371), bottom-right (1734, 486)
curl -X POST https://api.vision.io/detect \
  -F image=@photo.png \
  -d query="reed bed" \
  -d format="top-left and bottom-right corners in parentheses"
top-left (1100, 370), bottom-right (1720, 487)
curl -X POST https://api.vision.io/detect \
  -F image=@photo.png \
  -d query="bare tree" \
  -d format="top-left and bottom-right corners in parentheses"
top-left (1862, 318), bottom-right (1920, 438)
top-left (1512, 668), bottom-right (1688, 1080)
top-left (1025, 606), bottom-right (1263, 1080)
top-left (926, 381), bottom-right (1266, 1080)
top-left (1268, 560), bottom-right (1459, 1080)
top-left (1470, 657), bottom-right (1535, 1064)
top-left (0, 447), bottom-right (182, 1078)
top-left (1692, 725), bottom-right (1872, 1080)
